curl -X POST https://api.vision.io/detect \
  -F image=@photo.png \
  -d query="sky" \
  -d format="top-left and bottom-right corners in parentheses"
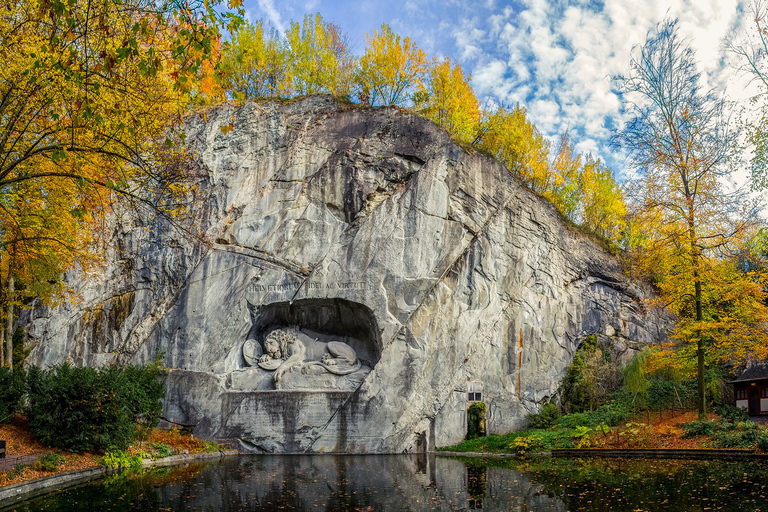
top-left (240, 0), bottom-right (761, 178)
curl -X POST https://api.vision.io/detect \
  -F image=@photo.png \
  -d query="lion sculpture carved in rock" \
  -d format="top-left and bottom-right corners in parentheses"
top-left (254, 328), bottom-right (361, 382)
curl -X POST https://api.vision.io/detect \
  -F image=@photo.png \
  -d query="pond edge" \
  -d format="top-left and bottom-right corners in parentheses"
top-left (0, 449), bottom-right (239, 508)
top-left (437, 449), bottom-right (768, 460)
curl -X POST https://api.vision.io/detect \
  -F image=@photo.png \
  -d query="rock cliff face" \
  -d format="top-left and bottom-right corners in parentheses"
top-left (24, 96), bottom-right (664, 453)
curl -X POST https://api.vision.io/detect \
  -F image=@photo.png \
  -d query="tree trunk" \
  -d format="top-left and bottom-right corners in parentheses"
top-left (6, 272), bottom-right (13, 370)
top-left (687, 195), bottom-right (706, 421)
top-left (691, 223), bottom-right (705, 420)
top-left (0, 254), bottom-right (4, 368)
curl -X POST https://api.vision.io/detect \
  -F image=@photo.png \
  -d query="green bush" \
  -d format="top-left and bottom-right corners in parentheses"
top-left (26, 362), bottom-right (165, 453)
top-left (561, 335), bottom-right (622, 413)
top-left (680, 421), bottom-right (715, 439)
top-left (556, 412), bottom-right (590, 429)
top-left (715, 404), bottom-right (749, 423)
top-left (757, 433), bottom-right (768, 452)
top-left (6, 463), bottom-right (27, 480)
top-left (0, 366), bottom-right (25, 422)
top-left (711, 421), bottom-right (761, 448)
top-left (100, 449), bottom-right (142, 469)
top-left (712, 430), bottom-right (744, 448)
top-left (527, 402), bottom-right (560, 428)
top-left (467, 402), bottom-right (486, 440)
top-left (589, 402), bottom-right (631, 427)
top-left (33, 452), bottom-right (64, 472)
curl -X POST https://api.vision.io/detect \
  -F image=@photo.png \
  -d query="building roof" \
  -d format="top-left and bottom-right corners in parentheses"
top-left (732, 364), bottom-right (768, 384)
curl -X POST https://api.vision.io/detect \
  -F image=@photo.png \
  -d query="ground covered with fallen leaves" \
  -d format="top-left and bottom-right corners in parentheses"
top-left (0, 415), bottom-right (226, 488)
top-left (440, 410), bottom-right (767, 454)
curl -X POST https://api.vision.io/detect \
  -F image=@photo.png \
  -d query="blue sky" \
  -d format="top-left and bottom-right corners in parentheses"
top-left (240, 0), bottom-right (757, 177)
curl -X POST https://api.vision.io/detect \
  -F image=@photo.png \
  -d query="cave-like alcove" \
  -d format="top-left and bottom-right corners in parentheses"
top-left (247, 298), bottom-right (381, 368)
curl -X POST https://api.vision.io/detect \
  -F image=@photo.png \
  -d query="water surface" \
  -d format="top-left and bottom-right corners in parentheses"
top-left (4, 454), bottom-right (768, 511)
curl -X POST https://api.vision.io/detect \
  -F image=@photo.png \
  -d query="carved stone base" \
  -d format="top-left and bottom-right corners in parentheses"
top-left (275, 365), bottom-right (372, 391)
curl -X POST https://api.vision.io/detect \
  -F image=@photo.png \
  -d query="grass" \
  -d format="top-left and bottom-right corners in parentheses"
top-left (439, 428), bottom-right (576, 453)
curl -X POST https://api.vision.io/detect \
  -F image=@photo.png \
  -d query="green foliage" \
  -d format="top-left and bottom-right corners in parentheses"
top-left (440, 428), bottom-right (575, 453)
top-left (12, 327), bottom-right (26, 368)
top-left (680, 421), bottom-right (715, 438)
top-left (5, 463), bottom-right (27, 480)
top-left (622, 348), bottom-right (650, 399)
top-left (553, 403), bottom-right (631, 429)
top-left (467, 402), bottom-right (486, 440)
top-left (26, 362), bottom-right (165, 453)
top-left (100, 449), bottom-right (143, 470)
top-left (510, 435), bottom-right (543, 458)
top-left (715, 404), bottom-right (750, 423)
top-left (149, 442), bottom-right (172, 459)
top-left (556, 412), bottom-right (590, 429)
top-left (571, 425), bottom-right (593, 448)
top-left (33, 452), bottom-right (64, 472)
top-left (758, 433), bottom-right (768, 452)
top-left (202, 440), bottom-right (223, 453)
top-left (588, 402), bottom-right (631, 427)
top-left (526, 401), bottom-right (560, 428)
top-left (0, 365), bottom-right (25, 421)
top-left (561, 335), bottom-right (622, 413)
top-left (711, 420), bottom-right (762, 448)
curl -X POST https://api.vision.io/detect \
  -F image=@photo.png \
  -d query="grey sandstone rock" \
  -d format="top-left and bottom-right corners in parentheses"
top-left (23, 95), bottom-right (665, 453)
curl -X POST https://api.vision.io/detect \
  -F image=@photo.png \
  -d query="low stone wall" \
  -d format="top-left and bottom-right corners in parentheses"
top-left (0, 449), bottom-right (239, 508)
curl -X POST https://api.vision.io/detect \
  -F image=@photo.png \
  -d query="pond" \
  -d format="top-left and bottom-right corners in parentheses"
top-left (4, 454), bottom-right (768, 511)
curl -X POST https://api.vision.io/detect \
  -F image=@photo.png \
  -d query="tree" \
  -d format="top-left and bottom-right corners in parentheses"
top-left (614, 18), bottom-right (765, 417)
top-left (727, 0), bottom-right (768, 189)
top-left (0, 0), bottom-right (241, 366)
top-left (579, 156), bottom-right (627, 242)
top-left (354, 23), bottom-right (427, 106)
top-left (284, 14), bottom-right (353, 97)
top-left (218, 20), bottom-right (287, 100)
top-left (475, 104), bottom-right (551, 193)
top-left (546, 130), bottom-right (582, 222)
top-left (414, 57), bottom-right (480, 144)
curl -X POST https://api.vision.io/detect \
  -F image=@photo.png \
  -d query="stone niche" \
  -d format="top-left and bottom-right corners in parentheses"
top-left (224, 298), bottom-right (379, 393)
top-left (247, 297), bottom-right (380, 368)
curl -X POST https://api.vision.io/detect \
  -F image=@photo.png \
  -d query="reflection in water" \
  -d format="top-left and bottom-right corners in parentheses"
top-left (5, 455), bottom-right (768, 511)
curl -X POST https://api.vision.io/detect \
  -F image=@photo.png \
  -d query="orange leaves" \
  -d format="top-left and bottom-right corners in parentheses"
top-left (0, 0), bottom-right (240, 305)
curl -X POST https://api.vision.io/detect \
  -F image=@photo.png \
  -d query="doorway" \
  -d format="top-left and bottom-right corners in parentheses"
top-left (750, 388), bottom-right (760, 415)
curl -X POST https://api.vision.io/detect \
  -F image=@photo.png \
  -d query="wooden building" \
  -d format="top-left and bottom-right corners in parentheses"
top-left (732, 365), bottom-right (768, 415)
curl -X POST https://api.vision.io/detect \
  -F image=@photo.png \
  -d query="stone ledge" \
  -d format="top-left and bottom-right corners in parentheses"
top-left (0, 449), bottom-right (239, 507)
top-left (553, 449), bottom-right (765, 460)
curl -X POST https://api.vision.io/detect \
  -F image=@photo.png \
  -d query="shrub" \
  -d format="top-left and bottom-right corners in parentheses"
top-left (0, 366), bottom-right (25, 422)
top-left (527, 402), bottom-right (559, 428)
top-left (589, 402), bottom-right (631, 427)
top-left (716, 404), bottom-right (749, 423)
top-left (33, 452), bottom-right (64, 472)
top-left (5, 463), bottom-right (27, 480)
top-left (561, 335), bottom-right (622, 413)
top-left (150, 442), bottom-right (172, 458)
top-left (467, 402), bottom-right (486, 440)
top-left (680, 421), bottom-right (715, 439)
top-left (757, 433), bottom-right (768, 452)
top-left (100, 449), bottom-right (142, 469)
top-left (711, 421), bottom-right (761, 448)
top-left (26, 362), bottom-right (165, 453)
top-left (556, 412), bottom-right (587, 428)
top-left (712, 431), bottom-right (744, 448)
top-left (510, 435), bottom-right (543, 457)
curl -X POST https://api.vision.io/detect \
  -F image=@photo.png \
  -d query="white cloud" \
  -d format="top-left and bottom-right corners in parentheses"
top-left (236, 0), bottom-right (761, 173)
top-left (256, 0), bottom-right (286, 32)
